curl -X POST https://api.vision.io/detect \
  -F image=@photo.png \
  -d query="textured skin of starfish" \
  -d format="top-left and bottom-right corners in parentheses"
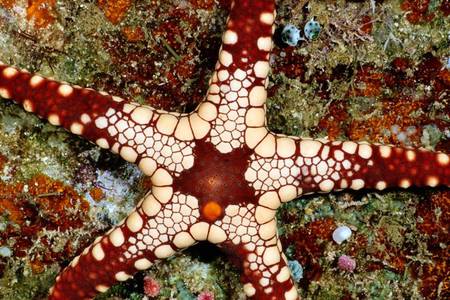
top-left (0, 1), bottom-right (449, 299)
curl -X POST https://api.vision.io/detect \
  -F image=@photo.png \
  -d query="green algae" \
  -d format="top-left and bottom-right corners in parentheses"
top-left (267, 78), bottom-right (330, 137)
top-left (0, 260), bottom-right (58, 300)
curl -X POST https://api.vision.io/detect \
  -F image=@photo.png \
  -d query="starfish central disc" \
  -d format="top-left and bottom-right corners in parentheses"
top-left (173, 140), bottom-right (256, 223)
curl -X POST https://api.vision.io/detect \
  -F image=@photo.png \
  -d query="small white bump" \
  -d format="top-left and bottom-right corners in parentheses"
top-left (152, 168), bottom-right (173, 186)
top-left (375, 181), bottom-right (387, 190)
top-left (190, 222), bottom-right (209, 241)
top-left (255, 206), bottom-right (276, 224)
top-left (109, 227), bottom-right (125, 247)
top-left (278, 185), bottom-right (298, 203)
top-left (406, 150), bottom-right (416, 161)
top-left (173, 232), bottom-right (195, 249)
top-left (219, 50), bottom-right (233, 67)
top-left (276, 137), bottom-right (296, 158)
top-left (300, 140), bottom-right (322, 158)
top-left (426, 176), bottom-right (439, 187)
top-left (249, 86), bottom-right (267, 106)
top-left (134, 258), bottom-right (152, 270)
top-left (263, 246), bottom-right (281, 266)
top-left (126, 211), bottom-right (143, 233)
top-left (174, 116), bottom-right (194, 141)
top-left (131, 106), bottom-right (153, 124)
top-left (399, 179), bottom-right (411, 189)
top-left (340, 179), bottom-right (349, 189)
top-left (246, 107), bottom-right (265, 127)
top-left (321, 145), bottom-right (330, 160)
top-left (351, 179), bottom-right (365, 190)
top-left (243, 283), bottom-right (256, 296)
top-left (379, 145), bottom-right (392, 158)
top-left (259, 191), bottom-right (281, 209)
top-left (58, 84), bottom-right (74, 97)
top-left (96, 138), bottom-right (109, 149)
top-left (30, 75), bottom-right (44, 87)
top-left (141, 195), bottom-right (161, 217)
top-left (253, 61), bottom-right (270, 78)
top-left (276, 266), bottom-right (291, 282)
top-left (23, 99), bottom-right (34, 112)
top-left (223, 30), bottom-right (238, 44)
top-left (257, 37), bottom-right (272, 51)
top-left (285, 286), bottom-right (298, 300)
top-left (48, 114), bottom-right (61, 126)
top-left (70, 255), bottom-right (80, 267)
top-left (2, 67), bottom-right (18, 78)
top-left (70, 122), bottom-right (83, 135)
top-left (437, 153), bottom-right (449, 166)
top-left (95, 117), bottom-right (108, 129)
top-left (139, 157), bottom-right (157, 176)
top-left (319, 179), bottom-right (335, 192)
top-left (208, 225), bottom-right (227, 244)
top-left (217, 69), bottom-right (230, 82)
top-left (112, 95), bottom-right (124, 102)
top-left (260, 12), bottom-right (274, 25)
top-left (92, 243), bottom-right (105, 261)
top-left (156, 114), bottom-right (178, 135)
top-left (80, 113), bottom-right (91, 124)
top-left (95, 285), bottom-right (109, 293)
top-left (115, 271), bottom-right (132, 281)
top-left (152, 186), bottom-right (173, 203)
top-left (155, 244), bottom-right (175, 258)
top-left (198, 102), bottom-right (217, 121)
top-left (259, 219), bottom-right (276, 240)
top-left (358, 144), bottom-right (372, 159)
top-left (120, 146), bottom-right (138, 163)
top-left (245, 127), bottom-right (268, 149)
top-left (123, 103), bottom-right (136, 113)
top-left (0, 88), bottom-right (11, 99)
top-left (342, 141), bottom-right (357, 154)
top-left (234, 69), bottom-right (246, 80)
top-left (334, 150), bottom-right (345, 161)
top-left (255, 133), bottom-right (276, 158)
top-left (190, 113), bottom-right (211, 139)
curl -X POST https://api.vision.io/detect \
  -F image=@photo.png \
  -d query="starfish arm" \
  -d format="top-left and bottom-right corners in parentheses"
top-left (293, 140), bottom-right (450, 194)
top-left (246, 136), bottom-right (449, 202)
top-left (202, 0), bottom-right (275, 153)
top-left (238, 238), bottom-right (299, 300)
top-left (207, 0), bottom-right (275, 103)
top-left (49, 189), bottom-right (200, 299)
top-left (209, 202), bottom-right (298, 299)
top-left (222, 231), bottom-right (298, 300)
top-left (0, 63), bottom-right (200, 175)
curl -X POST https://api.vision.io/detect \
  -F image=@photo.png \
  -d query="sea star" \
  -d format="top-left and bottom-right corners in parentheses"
top-left (0, 1), bottom-right (449, 299)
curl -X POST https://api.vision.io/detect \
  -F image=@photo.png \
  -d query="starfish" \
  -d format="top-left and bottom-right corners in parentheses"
top-left (0, 0), bottom-right (449, 299)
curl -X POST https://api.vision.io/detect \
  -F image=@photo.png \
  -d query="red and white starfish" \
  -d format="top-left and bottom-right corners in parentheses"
top-left (0, 1), bottom-right (449, 299)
